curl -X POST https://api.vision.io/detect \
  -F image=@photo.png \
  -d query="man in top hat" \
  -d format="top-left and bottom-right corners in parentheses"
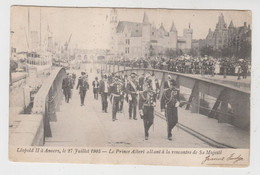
top-left (99, 74), bottom-right (109, 113)
top-left (126, 72), bottom-right (139, 120)
top-left (139, 79), bottom-right (157, 140)
top-left (76, 72), bottom-right (89, 106)
top-left (92, 77), bottom-right (100, 100)
top-left (160, 79), bottom-right (180, 140)
top-left (109, 75), bottom-right (124, 121)
top-left (62, 73), bottom-right (72, 103)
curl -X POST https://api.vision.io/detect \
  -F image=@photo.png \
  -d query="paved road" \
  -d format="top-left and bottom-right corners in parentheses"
top-left (45, 64), bottom-right (212, 148)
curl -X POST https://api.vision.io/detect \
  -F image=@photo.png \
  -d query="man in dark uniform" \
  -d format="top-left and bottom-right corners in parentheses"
top-left (99, 74), bottom-right (109, 113)
top-left (72, 73), bottom-right (76, 87)
top-left (118, 74), bottom-right (127, 113)
top-left (76, 72), bottom-right (89, 106)
top-left (139, 79), bottom-right (157, 140)
top-left (161, 79), bottom-right (180, 140)
top-left (92, 77), bottom-right (99, 100)
top-left (109, 75), bottom-right (124, 121)
top-left (126, 72), bottom-right (139, 120)
top-left (62, 73), bottom-right (72, 103)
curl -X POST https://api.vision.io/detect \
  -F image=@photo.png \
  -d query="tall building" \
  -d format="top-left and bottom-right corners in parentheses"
top-left (205, 13), bottom-right (251, 51)
top-left (109, 9), bottom-right (193, 59)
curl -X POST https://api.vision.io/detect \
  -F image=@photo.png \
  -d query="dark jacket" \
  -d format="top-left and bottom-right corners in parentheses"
top-left (76, 76), bottom-right (89, 91)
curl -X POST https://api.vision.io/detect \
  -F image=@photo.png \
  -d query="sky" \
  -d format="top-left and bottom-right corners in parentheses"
top-left (10, 6), bottom-right (251, 52)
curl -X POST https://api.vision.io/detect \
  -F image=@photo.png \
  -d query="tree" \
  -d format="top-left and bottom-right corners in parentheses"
top-left (189, 48), bottom-right (199, 57)
top-left (165, 48), bottom-right (177, 58)
top-left (200, 46), bottom-right (214, 57)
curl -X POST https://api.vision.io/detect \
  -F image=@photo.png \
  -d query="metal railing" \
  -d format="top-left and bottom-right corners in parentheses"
top-left (102, 63), bottom-right (250, 130)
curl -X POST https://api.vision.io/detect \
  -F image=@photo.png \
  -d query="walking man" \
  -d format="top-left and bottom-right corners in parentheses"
top-left (139, 79), bottom-right (157, 140)
top-left (76, 72), bottom-right (89, 106)
top-left (62, 73), bottom-right (72, 103)
top-left (109, 75), bottom-right (124, 121)
top-left (99, 74), bottom-right (109, 113)
top-left (160, 79), bottom-right (180, 141)
top-left (126, 72), bottom-right (139, 120)
top-left (92, 77), bottom-right (100, 100)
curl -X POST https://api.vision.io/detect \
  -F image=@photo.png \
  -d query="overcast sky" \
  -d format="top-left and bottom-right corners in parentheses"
top-left (11, 6), bottom-right (251, 52)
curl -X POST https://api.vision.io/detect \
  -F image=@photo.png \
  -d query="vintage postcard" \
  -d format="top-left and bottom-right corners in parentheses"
top-left (9, 6), bottom-right (251, 166)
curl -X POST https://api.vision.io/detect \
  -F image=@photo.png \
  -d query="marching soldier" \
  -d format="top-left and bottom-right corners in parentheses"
top-left (139, 79), bottom-right (157, 140)
top-left (109, 75), bottom-right (124, 121)
top-left (118, 74), bottom-right (127, 113)
top-left (76, 72), bottom-right (89, 106)
top-left (160, 79), bottom-right (180, 141)
top-left (99, 74), bottom-right (109, 113)
top-left (126, 72), bottom-right (139, 120)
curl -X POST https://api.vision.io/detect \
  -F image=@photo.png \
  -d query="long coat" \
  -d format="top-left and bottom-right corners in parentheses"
top-left (160, 88), bottom-right (180, 125)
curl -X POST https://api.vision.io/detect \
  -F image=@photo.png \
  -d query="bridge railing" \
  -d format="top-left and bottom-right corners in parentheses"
top-left (101, 63), bottom-right (250, 130)
top-left (32, 67), bottom-right (66, 142)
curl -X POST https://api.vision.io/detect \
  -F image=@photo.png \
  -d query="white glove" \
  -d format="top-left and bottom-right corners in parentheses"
top-left (139, 110), bottom-right (144, 116)
top-left (175, 101), bottom-right (180, 107)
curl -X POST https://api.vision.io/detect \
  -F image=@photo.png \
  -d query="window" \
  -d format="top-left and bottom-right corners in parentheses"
top-left (125, 39), bottom-right (130, 45)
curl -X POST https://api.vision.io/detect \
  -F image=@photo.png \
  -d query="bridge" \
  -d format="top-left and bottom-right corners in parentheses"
top-left (9, 63), bottom-right (250, 148)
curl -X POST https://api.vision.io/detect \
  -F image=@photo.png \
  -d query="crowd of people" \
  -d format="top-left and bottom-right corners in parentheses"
top-left (62, 69), bottom-right (181, 141)
top-left (107, 55), bottom-right (250, 79)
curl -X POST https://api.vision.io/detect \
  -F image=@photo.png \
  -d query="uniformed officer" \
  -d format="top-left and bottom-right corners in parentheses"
top-left (109, 75), bottom-right (124, 121)
top-left (160, 79), bottom-right (180, 140)
top-left (126, 72), bottom-right (139, 120)
top-left (139, 79), bottom-right (157, 140)
top-left (99, 74), bottom-right (109, 113)
top-left (118, 74), bottom-right (127, 113)
top-left (76, 72), bottom-right (89, 106)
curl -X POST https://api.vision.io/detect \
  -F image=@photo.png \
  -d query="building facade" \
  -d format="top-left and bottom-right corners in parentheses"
top-left (205, 13), bottom-right (251, 51)
top-left (109, 9), bottom-right (193, 59)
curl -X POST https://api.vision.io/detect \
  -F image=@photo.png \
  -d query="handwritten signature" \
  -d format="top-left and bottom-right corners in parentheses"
top-left (201, 153), bottom-right (244, 164)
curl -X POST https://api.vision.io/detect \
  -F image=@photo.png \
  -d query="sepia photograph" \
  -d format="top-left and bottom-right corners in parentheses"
top-left (8, 5), bottom-right (251, 166)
